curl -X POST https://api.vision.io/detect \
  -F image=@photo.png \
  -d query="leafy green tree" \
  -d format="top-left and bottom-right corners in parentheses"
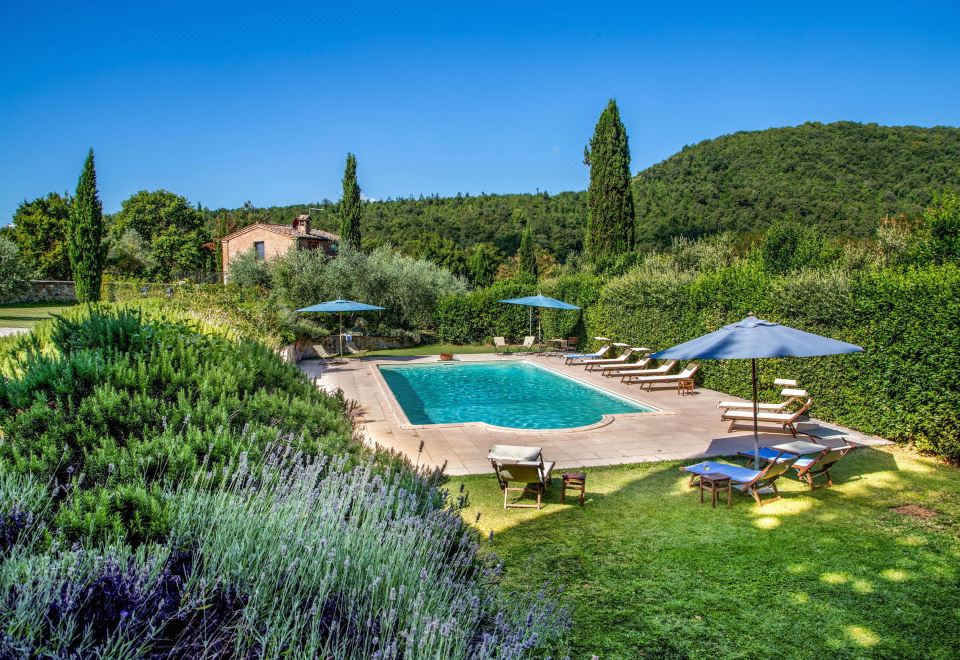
top-left (148, 226), bottom-right (211, 281)
top-left (0, 236), bottom-right (31, 300)
top-left (584, 99), bottom-right (635, 260)
top-left (11, 192), bottom-right (72, 279)
top-left (759, 221), bottom-right (826, 274)
top-left (338, 153), bottom-right (362, 249)
top-left (113, 190), bottom-right (203, 242)
top-left (67, 149), bottom-right (107, 302)
top-left (518, 227), bottom-right (539, 280)
top-left (414, 233), bottom-right (467, 277)
top-left (467, 243), bottom-right (500, 287)
top-left (921, 191), bottom-right (960, 264)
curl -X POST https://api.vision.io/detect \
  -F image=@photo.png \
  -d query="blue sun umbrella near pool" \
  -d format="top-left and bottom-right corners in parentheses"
top-left (498, 295), bottom-right (580, 343)
top-left (651, 314), bottom-right (863, 461)
top-left (296, 299), bottom-right (385, 357)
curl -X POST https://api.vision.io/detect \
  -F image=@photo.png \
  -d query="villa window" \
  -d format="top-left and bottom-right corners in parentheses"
top-left (254, 241), bottom-right (265, 260)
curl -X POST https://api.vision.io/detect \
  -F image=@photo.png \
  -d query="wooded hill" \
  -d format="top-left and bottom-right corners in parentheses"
top-left (208, 122), bottom-right (960, 257)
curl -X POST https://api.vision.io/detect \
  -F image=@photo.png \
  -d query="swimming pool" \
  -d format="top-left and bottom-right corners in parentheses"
top-left (378, 361), bottom-right (654, 429)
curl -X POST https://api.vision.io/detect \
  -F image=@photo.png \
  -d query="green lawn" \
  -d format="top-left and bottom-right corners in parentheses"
top-left (365, 343), bottom-right (494, 357)
top-left (0, 302), bottom-right (76, 328)
top-left (447, 446), bottom-right (960, 658)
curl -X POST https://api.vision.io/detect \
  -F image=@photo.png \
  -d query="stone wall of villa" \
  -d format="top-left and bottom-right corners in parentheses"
top-left (1, 280), bottom-right (77, 304)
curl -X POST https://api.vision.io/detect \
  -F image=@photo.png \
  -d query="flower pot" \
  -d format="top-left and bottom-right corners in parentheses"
top-left (439, 353), bottom-right (454, 361)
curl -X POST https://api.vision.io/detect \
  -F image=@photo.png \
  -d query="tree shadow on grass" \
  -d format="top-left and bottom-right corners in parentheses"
top-left (455, 447), bottom-right (960, 658)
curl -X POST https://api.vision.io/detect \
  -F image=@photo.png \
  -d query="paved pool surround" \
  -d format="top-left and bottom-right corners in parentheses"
top-left (299, 353), bottom-right (889, 476)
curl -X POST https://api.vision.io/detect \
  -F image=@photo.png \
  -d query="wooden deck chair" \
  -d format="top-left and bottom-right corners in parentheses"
top-left (311, 344), bottom-right (342, 363)
top-left (682, 455), bottom-right (797, 506)
top-left (722, 398), bottom-right (813, 437)
top-left (595, 357), bottom-right (651, 374)
top-left (613, 360), bottom-right (676, 381)
top-left (488, 445), bottom-right (555, 509)
top-left (493, 336), bottom-right (510, 354)
top-left (519, 335), bottom-right (536, 354)
top-left (626, 362), bottom-right (697, 389)
top-left (790, 444), bottom-right (853, 489)
top-left (718, 388), bottom-right (808, 415)
top-left (344, 338), bottom-right (369, 360)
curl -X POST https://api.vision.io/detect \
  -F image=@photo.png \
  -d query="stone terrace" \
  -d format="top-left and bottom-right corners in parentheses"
top-left (300, 353), bottom-right (888, 476)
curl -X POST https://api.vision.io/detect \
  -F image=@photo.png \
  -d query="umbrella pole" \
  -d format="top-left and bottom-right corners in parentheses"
top-left (752, 357), bottom-right (759, 466)
top-left (528, 307), bottom-right (533, 336)
top-left (339, 312), bottom-right (344, 357)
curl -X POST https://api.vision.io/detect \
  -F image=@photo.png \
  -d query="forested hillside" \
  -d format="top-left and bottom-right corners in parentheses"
top-left (633, 121), bottom-right (960, 245)
top-left (207, 122), bottom-right (960, 258)
top-left (208, 191), bottom-right (588, 261)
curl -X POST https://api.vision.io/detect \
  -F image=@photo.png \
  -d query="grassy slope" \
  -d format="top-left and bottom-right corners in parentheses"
top-left (448, 446), bottom-right (960, 658)
top-left (0, 302), bottom-right (76, 328)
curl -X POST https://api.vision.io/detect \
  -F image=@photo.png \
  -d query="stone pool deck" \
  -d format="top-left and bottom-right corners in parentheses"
top-left (299, 353), bottom-right (889, 476)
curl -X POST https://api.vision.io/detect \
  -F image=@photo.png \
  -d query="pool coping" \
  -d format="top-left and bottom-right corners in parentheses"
top-left (371, 357), bottom-right (672, 434)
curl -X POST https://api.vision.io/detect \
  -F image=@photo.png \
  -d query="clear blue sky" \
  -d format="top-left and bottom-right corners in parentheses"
top-left (2, 1), bottom-right (958, 221)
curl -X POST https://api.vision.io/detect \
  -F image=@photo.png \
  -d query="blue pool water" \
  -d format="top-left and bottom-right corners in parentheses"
top-left (379, 361), bottom-right (653, 429)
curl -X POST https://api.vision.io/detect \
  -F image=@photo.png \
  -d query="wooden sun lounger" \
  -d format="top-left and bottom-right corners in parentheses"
top-left (593, 357), bottom-right (651, 374)
top-left (625, 363), bottom-right (698, 390)
top-left (564, 344), bottom-right (611, 365)
top-left (344, 339), bottom-right (369, 359)
top-left (582, 346), bottom-right (644, 371)
top-left (721, 398), bottom-right (813, 437)
top-left (611, 360), bottom-right (676, 380)
top-left (718, 388), bottom-right (808, 414)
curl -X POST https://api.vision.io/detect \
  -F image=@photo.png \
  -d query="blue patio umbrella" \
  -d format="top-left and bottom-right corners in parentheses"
top-left (499, 295), bottom-right (580, 341)
top-left (296, 299), bottom-right (385, 356)
top-left (652, 314), bottom-right (863, 459)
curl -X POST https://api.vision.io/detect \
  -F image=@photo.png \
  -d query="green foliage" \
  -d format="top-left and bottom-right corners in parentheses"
top-left (517, 227), bottom-right (538, 279)
top-left (338, 153), bottom-right (362, 249)
top-left (110, 190), bottom-right (213, 281)
top-left (207, 190), bottom-right (589, 263)
top-left (226, 248), bottom-right (272, 289)
top-left (758, 221), bottom-right (829, 274)
top-left (435, 279), bottom-right (536, 343)
top-left (269, 245), bottom-right (467, 337)
top-left (67, 150), bottom-right (108, 302)
top-left (10, 192), bottom-right (72, 279)
top-left (412, 233), bottom-right (467, 277)
top-left (466, 243), bottom-right (500, 287)
top-left (585, 99), bottom-right (635, 259)
top-left (0, 237), bottom-right (31, 301)
top-left (634, 121), bottom-right (960, 246)
top-left (0, 308), bottom-right (358, 543)
top-left (919, 190), bottom-right (960, 264)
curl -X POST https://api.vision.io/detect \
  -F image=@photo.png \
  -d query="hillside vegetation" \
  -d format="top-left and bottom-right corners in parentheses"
top-left (634, 121), bottom-right (960, 245)
top-left (206, 122), bottom-right (960, 257)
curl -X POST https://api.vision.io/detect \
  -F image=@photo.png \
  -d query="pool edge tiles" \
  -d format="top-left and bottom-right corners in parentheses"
top-left (376, 359), bottom-right (659, 431)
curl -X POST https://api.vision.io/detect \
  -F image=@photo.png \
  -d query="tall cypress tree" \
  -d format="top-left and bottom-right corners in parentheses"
top-left (518, 227), bottom-right (539, 280)
top-left (67, 149), bottom-right (107, 302)
top-left (584, 99), bottom-right (635, 259)
top-left (338, 153), bottom-right (362, 249)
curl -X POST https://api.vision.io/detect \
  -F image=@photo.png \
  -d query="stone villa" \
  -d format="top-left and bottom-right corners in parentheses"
top-left (219, 214), bottom-right (339, 280)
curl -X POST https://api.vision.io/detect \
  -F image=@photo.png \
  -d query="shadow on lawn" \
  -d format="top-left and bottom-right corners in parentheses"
top-left (460, 447), bottom-right (960, 658)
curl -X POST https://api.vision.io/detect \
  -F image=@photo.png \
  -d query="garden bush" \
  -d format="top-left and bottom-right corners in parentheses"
top-left (435, 278), bottom-right (537, 343)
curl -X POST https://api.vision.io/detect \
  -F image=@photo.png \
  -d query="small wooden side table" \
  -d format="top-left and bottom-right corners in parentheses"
top-left (561, 472), bottom-right (586, 506)
top-left (677, 378), bottom-right (695, 395)
top-left (699, 473), bottom-right (732, 508)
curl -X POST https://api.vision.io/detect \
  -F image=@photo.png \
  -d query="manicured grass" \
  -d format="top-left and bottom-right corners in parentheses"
top-left (0, 302), bottom-right (76, 328)
top-left (447, 446), bottom-right (960, 658)
top-left (365, 343), bottom-right (494, 357)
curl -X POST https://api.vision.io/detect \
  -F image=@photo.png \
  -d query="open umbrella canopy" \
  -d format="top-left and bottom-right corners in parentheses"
top-left (296, 299), bottom-right (385, 313)
top-left (652, 315), bottom-right (863, 464)
top-left (651, 316), bottom-right (863, 360)
top-left (498, 295), bottom-right (580, 310)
